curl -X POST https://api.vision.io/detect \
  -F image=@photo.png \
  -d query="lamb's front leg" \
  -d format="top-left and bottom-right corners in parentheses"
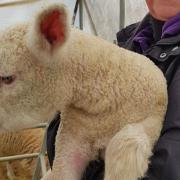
top-left (42, 128), bottom-right (92, 180)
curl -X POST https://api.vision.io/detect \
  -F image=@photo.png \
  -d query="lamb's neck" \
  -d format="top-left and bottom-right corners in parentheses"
top-left (53, 56), bottom-right (77, 111)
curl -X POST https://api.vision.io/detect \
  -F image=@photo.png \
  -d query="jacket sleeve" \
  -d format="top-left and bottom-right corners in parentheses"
top-left (142, 61), bottom-right (180, 180)
top-left (47, 112), bottom-right (61, 168)
top-left (116, 23), bottom-right (138, 46)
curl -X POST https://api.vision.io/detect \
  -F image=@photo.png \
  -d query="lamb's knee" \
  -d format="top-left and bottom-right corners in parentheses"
top-left (105, 124), bottom-right (152, 180)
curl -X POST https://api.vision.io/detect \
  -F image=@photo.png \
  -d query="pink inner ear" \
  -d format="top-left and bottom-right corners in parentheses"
top-left (40, 10), bottom-right (65, 45)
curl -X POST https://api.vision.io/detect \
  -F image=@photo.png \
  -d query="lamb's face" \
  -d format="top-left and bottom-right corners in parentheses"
top-left (0, 4), bottom-right (69, 131)
top-left (0, 27), bottom-right (55, 131)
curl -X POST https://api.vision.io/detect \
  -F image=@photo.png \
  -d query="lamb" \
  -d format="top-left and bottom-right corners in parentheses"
top-left (0, 129), bottom-right (45, 180)
top-left (0, 4), bottom-right (167, 180)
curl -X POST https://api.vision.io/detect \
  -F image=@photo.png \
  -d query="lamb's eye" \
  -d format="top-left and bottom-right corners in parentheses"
top-left (1, 75), bottom-right (16, 85)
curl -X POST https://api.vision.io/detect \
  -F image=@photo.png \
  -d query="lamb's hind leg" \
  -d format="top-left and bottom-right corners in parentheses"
top-left (104, 116), bottom-right (163, 180)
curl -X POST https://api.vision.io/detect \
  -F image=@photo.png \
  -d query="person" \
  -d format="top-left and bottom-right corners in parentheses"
top-left (46, 0), bottom-right (180, 179)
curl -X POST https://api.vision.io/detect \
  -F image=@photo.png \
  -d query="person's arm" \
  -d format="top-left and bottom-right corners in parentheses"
top-left (143, 61), bottom-right (180, 180)
top-left (47, 112), bottom-right (61, 168)
top-left (82, 160), bottom-right (104, 180)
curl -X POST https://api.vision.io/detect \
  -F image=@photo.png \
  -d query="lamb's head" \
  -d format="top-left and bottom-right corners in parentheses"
top-left (0, 4), bottom-right (70, 131)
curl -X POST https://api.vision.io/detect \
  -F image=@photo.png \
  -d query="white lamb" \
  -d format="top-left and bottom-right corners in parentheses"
top-left (0, 4), bottom-right (167, 180)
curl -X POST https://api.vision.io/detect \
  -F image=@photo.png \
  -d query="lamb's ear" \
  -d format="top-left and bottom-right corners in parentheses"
top-left (26, 4), bottom-right (70, 62)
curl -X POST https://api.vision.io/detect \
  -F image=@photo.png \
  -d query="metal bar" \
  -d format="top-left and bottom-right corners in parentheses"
top-left (6, 162), bottom-right (16, 179)
top-left (119, 0), bottom-right (125, 30)
top-left (72, 0), bottom-right (79, 26)
top-left (0, 153), bottom-right (39, 162)
top-left (39, 125), bottom-right (48, 176)
top-left (32, 156), bottom-right (41, 180)
top-left (0, 123), bottom-right (48, 179)
top-left (79, 0), bottom-right (83, 30)
top-left (40, 155), bottom-right (47, 176)
top-left (0, 0), bottom-right (40, 8)
top-left (30, 123), bottom-right (48, 129)
top-left (32, 124), bottom-right (48, 180)
top-left (83, 0), bottom-right (98, 36)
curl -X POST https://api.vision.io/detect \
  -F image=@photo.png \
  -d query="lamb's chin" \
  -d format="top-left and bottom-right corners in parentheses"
top-left (0, 110), bottom-right (55, 133)
top-left (1, 115), bottom-right (41, 132)
top-left (0, 126), bottom-right (9, 134)
top-left (0, 123), bottom-right (20, 133)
